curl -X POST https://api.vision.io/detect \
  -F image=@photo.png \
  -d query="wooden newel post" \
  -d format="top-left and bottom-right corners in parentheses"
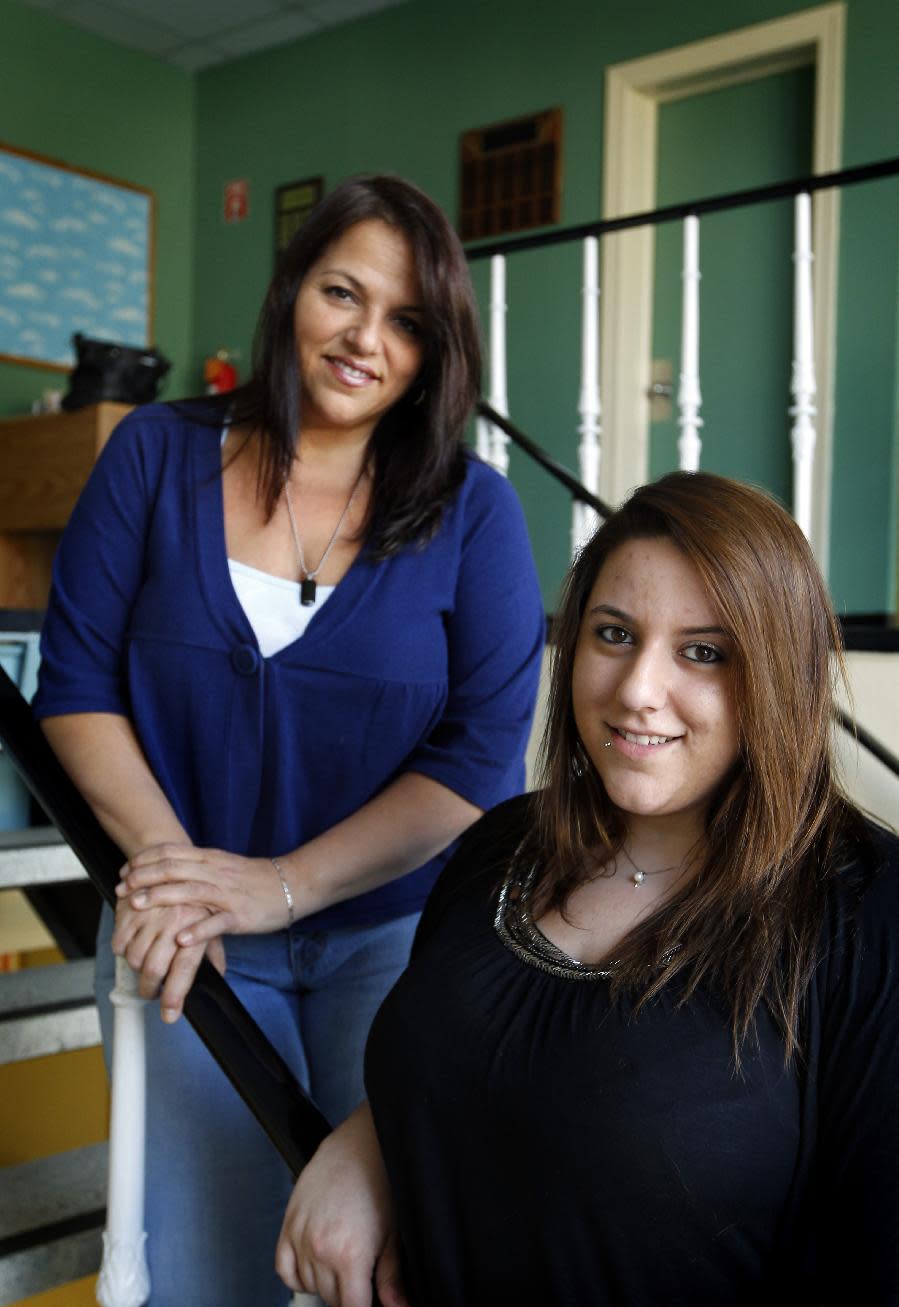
top-left (96, 957), bottom-right (150, 1307)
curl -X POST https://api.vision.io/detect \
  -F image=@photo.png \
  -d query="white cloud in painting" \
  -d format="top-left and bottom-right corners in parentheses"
top-left (32, 311), bottom-right (61, 327)
top-left (97, 261), bottom-right (126, 277)
top-left (128, 269), bottom-right (146, 284)
top-left (109, 237), bottom-right (141, 258)
top-left (53, 217), bottom-right (89, 233)
top-left (2, 208), bottom-right (39, 231)
top-left (7, 282), bottom-right (44, 300)
top-left (96, 191), bottom-right (127, 214)
top-left (0, 254), bottom-right (20, 272)
top-left (26, 244), bottom-right (61, 260)
top-left (62, 287), bottom-right (101, 308)
top-left (112, 306), bottom-right (144, 325)
top-left (34, 170), bottom-right (62, 188)
top-left (0, 234), bottom-right (19, 251)
top-left (38, 269), bottom-right (60, 283)
top-left (105, 282), bottom-right (125, 297)
top-left (88, 211), bottom-right (109, 225)
top-left (125, 216), bottom-right (145, 233)
top-left (20, 328), bottom-right (44, 345)
top-left (0, 305), bottom-right (21, 325)
top-left (64, 247), bottom-right (87, 260)
top-left (0, 160), bottom-right (21, 183)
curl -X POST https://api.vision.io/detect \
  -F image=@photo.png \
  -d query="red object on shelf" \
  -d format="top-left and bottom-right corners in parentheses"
top-left (204, 352), bottom-right (238, 394)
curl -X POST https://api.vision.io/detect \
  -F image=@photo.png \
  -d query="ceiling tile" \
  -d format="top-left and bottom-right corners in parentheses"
top-left (14, 0), bottom-right (416, 67)
top-left (62, 0), bottom-right (181, 54)
top-left (112, 0), bottom-right (282, 41)
top-left (216, 8), bottom-right (320, 55)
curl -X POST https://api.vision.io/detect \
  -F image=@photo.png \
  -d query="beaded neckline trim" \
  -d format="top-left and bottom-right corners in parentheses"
top-left (493, 841), bottom-right (618, 981)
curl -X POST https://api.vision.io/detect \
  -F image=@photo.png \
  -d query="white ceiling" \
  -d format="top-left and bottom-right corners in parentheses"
top-left (16, 0), bottom-right (412, 70)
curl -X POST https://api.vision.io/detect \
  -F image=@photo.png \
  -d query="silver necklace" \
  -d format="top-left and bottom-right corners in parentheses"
top-left (284, 470), bottom-right (364, 607)
top-left (618, 845), bottom-right (682, 888)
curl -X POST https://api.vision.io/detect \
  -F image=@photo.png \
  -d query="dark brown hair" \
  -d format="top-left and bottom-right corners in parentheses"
top-left (534, 470), bottom-right (871, 1062)
top-left (224, 173), bottom-right (482, 556)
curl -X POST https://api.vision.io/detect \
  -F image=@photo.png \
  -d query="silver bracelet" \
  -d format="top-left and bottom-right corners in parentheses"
top-left (270, 857), bottom-right (295, 926)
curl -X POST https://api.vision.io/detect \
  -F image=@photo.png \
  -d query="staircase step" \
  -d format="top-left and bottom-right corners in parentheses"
top-left (0, 1142), bottom-right (106, 1305)
top-left (0, 827), bottom-right (87, 890)
top-left (0, 958), bottom-right (100, 1065)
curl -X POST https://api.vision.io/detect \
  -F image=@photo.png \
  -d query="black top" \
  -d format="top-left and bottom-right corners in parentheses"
top-left (365, 795), bottom-right (899, 1306)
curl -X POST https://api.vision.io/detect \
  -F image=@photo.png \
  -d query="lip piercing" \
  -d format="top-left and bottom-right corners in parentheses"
top-left (604, 740), bottom-right (613, 748)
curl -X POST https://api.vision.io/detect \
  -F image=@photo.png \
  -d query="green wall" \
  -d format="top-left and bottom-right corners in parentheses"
top-left (191, 0), bottom-right (899, 614)
top-left (0, 0), bottom-right (196, 412)
top-left (2, 0), bottom-right (896, 613)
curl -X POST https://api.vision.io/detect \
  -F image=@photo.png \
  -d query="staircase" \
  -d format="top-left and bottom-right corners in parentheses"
top-left (0, 829), bottom-right (108, 1305)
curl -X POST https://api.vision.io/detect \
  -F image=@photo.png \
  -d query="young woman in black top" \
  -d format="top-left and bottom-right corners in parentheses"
top-left (276, 471), bottom-right (899, 1307)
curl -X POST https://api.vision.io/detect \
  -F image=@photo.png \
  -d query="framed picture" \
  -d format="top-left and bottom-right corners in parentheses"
top-left (274, 176), bottom-right (323, 262)
top-left (0, 142), bottom-right (154, 372)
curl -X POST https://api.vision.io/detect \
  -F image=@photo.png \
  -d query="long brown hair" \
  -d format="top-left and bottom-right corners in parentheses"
top-left (534, 471), bottom-right (871, 1062)
top-left (221, 174), bottom-right (482, 557)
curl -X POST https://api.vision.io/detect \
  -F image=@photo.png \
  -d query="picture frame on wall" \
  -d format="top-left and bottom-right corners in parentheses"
top-left (0, 141), bottom-right (154, 372)
top-left (274, 176), bottom-right (324, 263)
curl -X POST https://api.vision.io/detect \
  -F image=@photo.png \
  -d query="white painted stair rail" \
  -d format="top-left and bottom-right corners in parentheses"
top-left (475, 255), bottom-right (510, 475)
top-left (790, 191), bottom-right (817, 539)
top-left (96, 957), bottom-right (150, 1307)
top-left (677, 215), bottom-right (703, 472)
top-left (572, 235), bottom-right (602, 557)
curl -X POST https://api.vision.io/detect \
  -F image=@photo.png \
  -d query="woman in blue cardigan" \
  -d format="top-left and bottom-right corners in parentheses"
top-left (34, 174), bottom-right (544, 1306)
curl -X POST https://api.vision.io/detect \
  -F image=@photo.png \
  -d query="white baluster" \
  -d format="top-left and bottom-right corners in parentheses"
top-left (677, 215), bottom-right (703, 472)
top-left (572, 235), bottom-right (602, 556)
top-left (96, 958), bottom-right (150, 1307)
top-left (486, 255), bottom-right (510, 476)
top-left (475, 412), bottom-right (491, 462)
top-left (790, 192), bottom-right (816, 539)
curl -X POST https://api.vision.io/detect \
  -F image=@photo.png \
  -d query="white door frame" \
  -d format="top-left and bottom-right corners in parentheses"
top-left (599, 2), bottom-right (845, 573)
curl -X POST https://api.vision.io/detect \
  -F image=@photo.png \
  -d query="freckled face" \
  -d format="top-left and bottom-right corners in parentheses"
top-left (293, 218), bottom-right (426, 442)
top-left (571, 537), bottom-right (741, 837)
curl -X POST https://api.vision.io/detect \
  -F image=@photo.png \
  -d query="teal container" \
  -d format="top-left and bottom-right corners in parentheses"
top-left (0, 633), bottom-right (40, 831)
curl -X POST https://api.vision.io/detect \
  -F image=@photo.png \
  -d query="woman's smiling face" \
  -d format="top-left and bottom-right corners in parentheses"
top-left (572, 536), bottom-right (741, 837)
top-left (293, 218), bottom-right (425, 442)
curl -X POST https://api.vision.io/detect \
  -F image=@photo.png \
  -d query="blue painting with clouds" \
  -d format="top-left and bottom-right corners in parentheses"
top-left (0, 150), bottom-right (151, 368)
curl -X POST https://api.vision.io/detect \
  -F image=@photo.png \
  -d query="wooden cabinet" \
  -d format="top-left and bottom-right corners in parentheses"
top-left (0, 404), bottom-right (131, 608)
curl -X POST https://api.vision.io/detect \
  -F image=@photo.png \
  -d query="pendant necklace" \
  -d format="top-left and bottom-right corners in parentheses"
top-left (619, 845), bottom-right (682, 889)
top-left (284, 469), bottom-right (364, 607)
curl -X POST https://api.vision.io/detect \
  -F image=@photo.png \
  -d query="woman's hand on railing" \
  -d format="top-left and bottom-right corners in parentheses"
top-left (111, 846), bottom-right (238, 1021)
top-left (275, 1103), bottom-right (409, 1307)
top-left (116, 842), bottom-right (290, 937)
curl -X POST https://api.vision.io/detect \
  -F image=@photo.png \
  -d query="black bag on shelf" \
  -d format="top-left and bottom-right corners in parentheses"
top-left (62, 333), bottom-right (171, 410)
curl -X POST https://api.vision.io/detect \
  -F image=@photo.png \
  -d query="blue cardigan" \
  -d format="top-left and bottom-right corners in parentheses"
top-left (34, 405), bottom-right (545, 928)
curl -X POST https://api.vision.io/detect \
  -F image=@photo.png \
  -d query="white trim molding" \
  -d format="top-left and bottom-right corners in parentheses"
top-left (600, 2), bottom-right (844, 573)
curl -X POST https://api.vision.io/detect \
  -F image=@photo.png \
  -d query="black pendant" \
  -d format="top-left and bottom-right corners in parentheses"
top-left (300, 577), bottom-right (316, 607)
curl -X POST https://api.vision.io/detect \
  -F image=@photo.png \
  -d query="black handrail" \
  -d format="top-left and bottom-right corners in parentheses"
top-left (477, 400), bottom-right (612, 517)
top-left (0, 666), bottom-right (329, 1177)
top-left (834, 706), bottom-right (899, 779)
top-left (466, 156), bottom-right (899, 261)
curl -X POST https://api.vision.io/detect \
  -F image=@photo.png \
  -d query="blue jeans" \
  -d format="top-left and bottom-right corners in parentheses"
top-left (95, 904), bottom-right (420, 1307)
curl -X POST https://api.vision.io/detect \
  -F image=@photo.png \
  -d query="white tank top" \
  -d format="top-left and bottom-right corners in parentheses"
top-left (228, 559), bottom-right (334, 657)
top-left (221, 427), bottom-right (334, 656)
